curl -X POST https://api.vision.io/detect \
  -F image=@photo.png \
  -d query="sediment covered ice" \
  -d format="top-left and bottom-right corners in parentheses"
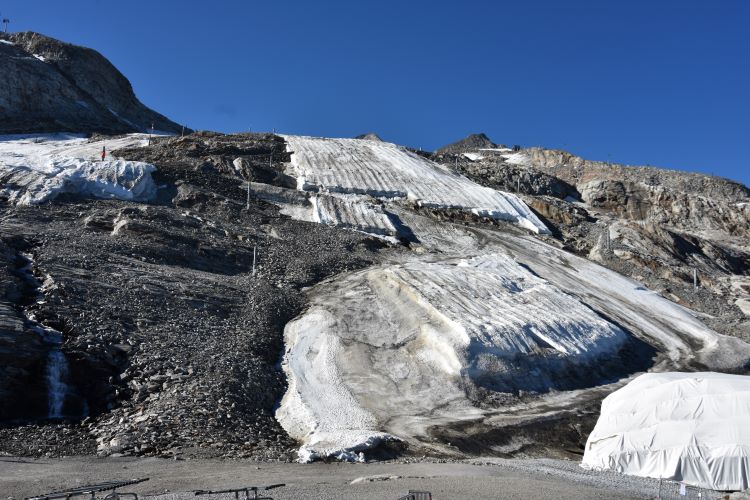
top-left (282, 135), bottom-right (549, 234)
top-left (277, 252), bottom-right (642, 461)
top-left (0, 133), bottom-right (159, 204)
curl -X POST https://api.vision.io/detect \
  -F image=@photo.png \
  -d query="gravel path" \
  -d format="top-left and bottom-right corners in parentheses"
top-left (0, 456), bottom-right (665, 499)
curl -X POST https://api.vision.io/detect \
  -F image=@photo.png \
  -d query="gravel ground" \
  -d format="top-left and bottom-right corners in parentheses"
top-left (0, 456), bottom-right (667, 500)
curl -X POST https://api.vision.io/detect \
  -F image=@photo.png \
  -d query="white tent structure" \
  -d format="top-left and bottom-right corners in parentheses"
top-left (582, 372), bottom-right (750, 491)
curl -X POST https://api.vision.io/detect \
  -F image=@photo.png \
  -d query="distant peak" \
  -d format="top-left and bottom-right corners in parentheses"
top-left (436, 133), bottom-right (500, 155)
top-left (355, 132), bottom-right (383, 141)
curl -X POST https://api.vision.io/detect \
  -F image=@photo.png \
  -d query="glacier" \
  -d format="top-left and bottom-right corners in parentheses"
top-left (0, 133), bottom-right (159, 205)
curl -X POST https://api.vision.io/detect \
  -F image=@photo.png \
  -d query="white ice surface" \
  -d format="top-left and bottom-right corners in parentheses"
top-left (0, 134), bottom-right (158, 204)
top-left (276, 207), bottom-right (750, 462)
top-left (312, 194), bottom-right (398, 237)
top-left (282, 135), bottom-right (549, 234)
top-left (462, 152), bottom-right (484, 161)
top-left (501, 152), bottom-right (530, 166)
top-left (277, 252), bottom-right (631, 462)
top-left (582, 372), bottom-right (750, 491)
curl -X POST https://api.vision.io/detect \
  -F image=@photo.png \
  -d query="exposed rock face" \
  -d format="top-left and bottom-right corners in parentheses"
top-left (0, 240), bottom-right (50, 420)
top-left (435, 133), bottom-right (500, 155)
top-left (522, 147), bottom-right (750, 236)
top-left (441, 154), bottom-right (579, 200)
top-left (0, 32), bottom-right (185, 135)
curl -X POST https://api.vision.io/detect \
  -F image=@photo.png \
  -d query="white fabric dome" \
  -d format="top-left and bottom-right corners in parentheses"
top-left (582, 372), bottom-right (750, 491)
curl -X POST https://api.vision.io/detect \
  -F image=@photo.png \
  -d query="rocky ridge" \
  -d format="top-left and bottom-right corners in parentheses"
top-left (0, 32), bottom-right (185, 135)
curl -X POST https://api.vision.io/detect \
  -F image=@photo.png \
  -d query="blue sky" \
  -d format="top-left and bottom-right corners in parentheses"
top-left (3, 1), bottom-right (749, 185)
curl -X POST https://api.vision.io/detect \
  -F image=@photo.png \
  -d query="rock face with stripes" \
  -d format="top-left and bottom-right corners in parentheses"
top-left (282, 135), bottom-right (549, 236)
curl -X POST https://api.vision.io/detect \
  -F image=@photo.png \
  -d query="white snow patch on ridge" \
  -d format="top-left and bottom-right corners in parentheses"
top-left (0, 133), bottom-right (158, 205)
top-left (282, 135), bottom-right (549, 234)
top-left (277, 252), bottom-right (630, 461)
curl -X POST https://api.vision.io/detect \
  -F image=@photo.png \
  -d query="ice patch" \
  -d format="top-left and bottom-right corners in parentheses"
top-left (277, 252), bottom-right (634, 460)
top-left (0, 133), bottom-right (158, 205)
top-left (501, 152), bottom-right (530, 166)
top-left (462, 152), bottom-right (484, 161)
top-left (282, 135), bottom-right (549, 234)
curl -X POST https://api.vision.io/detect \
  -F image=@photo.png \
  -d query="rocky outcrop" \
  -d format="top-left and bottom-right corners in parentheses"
top-left (522, 148), bottom-right (750, 236)
top-left (0, 32), bottom-right (185, 135)
top-left (435, 133), bottom-right (501, 155)
top-left (0, 241), bottom-right (49, 420)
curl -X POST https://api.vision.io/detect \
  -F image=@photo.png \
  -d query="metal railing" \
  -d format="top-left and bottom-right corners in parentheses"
top-left (25, 478), bottom-right (149, 500)
top-left (396, 491), bottom-right (432, 500)
top-left (194, 484), bottom-right (285, 500)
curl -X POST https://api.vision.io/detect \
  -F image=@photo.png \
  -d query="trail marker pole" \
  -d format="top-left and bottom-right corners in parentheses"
top-left (246, 181), bottom-right (250, 210)
top-left (269, 149), bottom-right (274, 169)
top-left (252, 246), bottom-right (257, 276)
top-left (658, 477), bottom-right (662, 499)
top-left (517, 177), bottom-right (520, 193)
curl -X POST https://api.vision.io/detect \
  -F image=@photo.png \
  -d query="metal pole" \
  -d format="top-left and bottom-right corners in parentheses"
top-left (658, 477), bottom-right (662, 499)
top-left (693, 268), bottom-right (697, 289)
top-left (252, 246), bottom-right (257, 276)
top-left (269, 149), bottom-right (273, 169)
top-left (246, 182), bottom-right (250, 210)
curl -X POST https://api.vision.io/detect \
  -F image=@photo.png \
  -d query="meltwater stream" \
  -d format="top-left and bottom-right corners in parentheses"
top-left (18, 253), bottom-right (73, 419)
top-left (45, 341), bottom-right (70, 418)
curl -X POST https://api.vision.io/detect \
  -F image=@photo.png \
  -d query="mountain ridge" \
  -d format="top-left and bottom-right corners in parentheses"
top-left (0, 31), bottom-right (185, 135)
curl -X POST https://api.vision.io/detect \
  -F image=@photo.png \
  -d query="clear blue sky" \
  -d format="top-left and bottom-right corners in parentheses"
top-left (3, 0), bottom-right (749, 185)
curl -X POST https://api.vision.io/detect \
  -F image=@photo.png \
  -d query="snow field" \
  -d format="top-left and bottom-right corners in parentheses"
top-left (282, 135), bottom-right (549, 234)
top-left (0, 134), bottom-right (159, 204)
top-left (277, 252), bottom-right (633, 461)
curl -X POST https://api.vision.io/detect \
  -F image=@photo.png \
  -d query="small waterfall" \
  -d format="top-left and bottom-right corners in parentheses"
top-left (46, 349), bottom-right (70, 418)
top-left (16, 252), bottom-right (73, 419)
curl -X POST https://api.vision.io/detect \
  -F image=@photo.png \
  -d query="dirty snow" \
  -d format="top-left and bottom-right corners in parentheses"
top-left (277, 252), bottom-right (636, 462)
top-left (0, 133), bottom-right (159, 204)
top-left (276, 203), bottom-right (750, 462)
top-left (282, 135), bottom-right (549, 234)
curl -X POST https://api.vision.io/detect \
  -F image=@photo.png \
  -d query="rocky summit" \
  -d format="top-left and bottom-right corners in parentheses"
top-left (0, 31), bottom-right (185, 135)
top-left (1, 33), bottom-right (749, 470)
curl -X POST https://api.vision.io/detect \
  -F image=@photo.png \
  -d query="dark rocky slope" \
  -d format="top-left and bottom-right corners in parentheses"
top-left (0, 31), bottom-right (185, 135)
top-left (0, 132), bottom-right (393, 459)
